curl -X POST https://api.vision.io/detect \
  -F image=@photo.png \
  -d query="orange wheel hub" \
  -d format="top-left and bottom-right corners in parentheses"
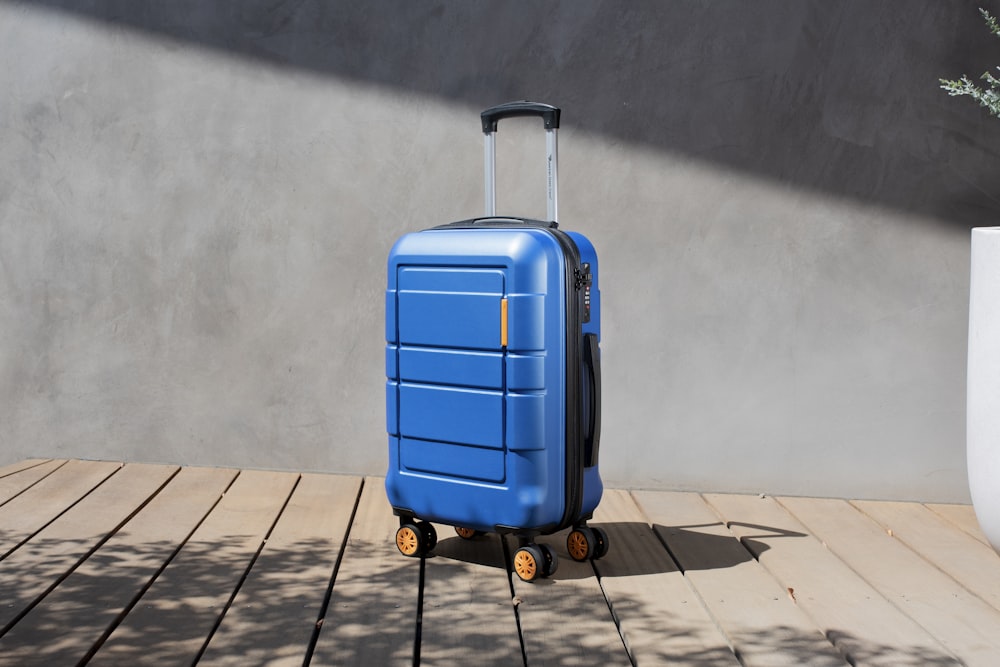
top-left (396, 526), bottom-right (420, 557)
top-left (567, 530), bottom-right (590, 561)
top-left (513, 549), bottom-right (539, 581)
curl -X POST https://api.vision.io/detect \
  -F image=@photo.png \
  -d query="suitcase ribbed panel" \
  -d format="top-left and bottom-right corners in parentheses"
top-left (386, 227), bottom-right (571, 531)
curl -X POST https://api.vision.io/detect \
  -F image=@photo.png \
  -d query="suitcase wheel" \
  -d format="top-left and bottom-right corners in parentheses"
top-left (566, 528), bottom-right (594, 561)
top-left (539, 543), bottom-right (559, 578)
top-left (418, 521), bottom-right (438, 552)
top-left (455, 526), bottom-right (483, 540)
top-left (592, 526), bottom-right (610, 560)
top-left (396, 521), bottom-right (437, 558)
top-left (396, 524), bottom-right (421, 557)
top-left (512, 544), bottom-right (546, 582)
top-left (567, 526), bottom-right (611, 562)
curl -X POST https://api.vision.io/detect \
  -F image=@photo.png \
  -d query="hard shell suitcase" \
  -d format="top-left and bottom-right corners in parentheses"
top-left (385, 102), bottom-right (606, 581)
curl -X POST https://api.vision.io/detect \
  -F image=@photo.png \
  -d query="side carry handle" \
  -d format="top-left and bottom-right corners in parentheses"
top-left (583, 333), bottom-right (602, 468)
top-left (481, 101), bottom-right (560, 223)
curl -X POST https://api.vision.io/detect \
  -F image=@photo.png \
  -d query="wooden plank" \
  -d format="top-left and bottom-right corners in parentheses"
top-left (0, 463), bottom-right (178, 636)
top-left (853, 499), bottom-right (1000, 613)
top-left (87, 469), bottom-right (300, 665)
top-left (0, 459), bottom-right (52, 478)
top-left (0, 459), bottom-right (122, 558)
top-left (704, 493), bottom-right (960, 666)
top-left (0, 460), bottom-right (65, 506)
top-left (592, 489), bottom-right (739, 666)
top-left (632, 490), bottom-right (846, 667)
top-left (779, 496), bottom-right (1000, 666)
top-left (925, 503), bottom-right (991, 547)
top-left (509, 529), bottom-right (631, 666)
top-left (419, 529), bottom-right (522, 666)
top-left (310, 478), bottom-right (420, 666)
top-left (0, 466), bottom-right (236, 666)
top-left (198, 473), bottom-right (363, 666)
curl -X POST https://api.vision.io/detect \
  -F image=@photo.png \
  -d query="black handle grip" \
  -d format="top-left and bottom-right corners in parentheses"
top-left (481, 101), bottom-right (561, 133)
top-left (583, 333), bottom-right (602, 468)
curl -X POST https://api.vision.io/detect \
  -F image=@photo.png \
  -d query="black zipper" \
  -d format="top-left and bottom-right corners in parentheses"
top-left (547, 227), bottom-right (586, 532)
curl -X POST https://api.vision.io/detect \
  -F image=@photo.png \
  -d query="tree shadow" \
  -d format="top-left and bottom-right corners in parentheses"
top-left (0, 536), bottom-right (339, 665)
top-left (0, 463), bottom-right (970, 666)
top-left (0, 512), bottom-right (964, 666)
top-left (729, 625), bottom-right (959, 667)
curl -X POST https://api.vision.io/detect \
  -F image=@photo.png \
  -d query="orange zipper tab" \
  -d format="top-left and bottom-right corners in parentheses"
top-left (500, 298), bottom-right (509, 348)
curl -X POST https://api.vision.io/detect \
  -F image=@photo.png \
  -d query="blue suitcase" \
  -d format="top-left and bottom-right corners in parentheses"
top-left (385, 102), bottom-right (606, 581)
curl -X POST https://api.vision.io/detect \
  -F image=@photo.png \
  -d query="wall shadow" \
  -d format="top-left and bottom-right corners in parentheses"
top-left (8, 0), bottom-right (1000, 228)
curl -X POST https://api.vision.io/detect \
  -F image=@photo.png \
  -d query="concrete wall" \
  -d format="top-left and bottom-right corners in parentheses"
top-left (2, 1), bottom-right (999, 501)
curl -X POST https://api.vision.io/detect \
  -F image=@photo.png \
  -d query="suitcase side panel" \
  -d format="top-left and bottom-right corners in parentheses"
top-left (567, 230), bottom-right (604, 518)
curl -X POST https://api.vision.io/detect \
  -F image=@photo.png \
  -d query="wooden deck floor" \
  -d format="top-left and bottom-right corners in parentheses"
top-left (2, 459), bottom-right (1000, 666)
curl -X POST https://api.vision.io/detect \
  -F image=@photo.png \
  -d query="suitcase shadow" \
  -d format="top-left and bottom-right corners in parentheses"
top-left (648, 520), bottom-right (807, 573)
top-left (427, 520), bottom-right (804, 581)
top-left (429, 532), bottom-right (509, 570)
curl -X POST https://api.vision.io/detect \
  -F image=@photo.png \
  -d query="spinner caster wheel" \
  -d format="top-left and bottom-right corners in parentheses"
top-left (512, 544), bottom-right (546, 583)
top-left (567, 527), bottom-right (597, 562)
top-left (539, 543), bottom-right (559, 578)
top-left (417, 521), bottom-right (437, 552)
top-left (455, 526), bottom-right (483, 540)
top-left (396, 523), bottom-right (423, 557)
top-left (591, 526), bottom-right (610, 560)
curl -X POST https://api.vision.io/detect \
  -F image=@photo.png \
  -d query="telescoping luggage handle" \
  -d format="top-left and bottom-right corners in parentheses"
top-left (481, 101), bottom-right (561, 224)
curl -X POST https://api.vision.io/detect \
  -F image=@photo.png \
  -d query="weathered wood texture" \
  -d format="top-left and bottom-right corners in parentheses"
top-left (2, 460), bottom-right (1000, 666)
top-left (632, 490), bottom-right (848, 667)
top-left (199, 473), bottom-right (362, 666)
top-left (703, 493), bottom-right (958, 666)
top-left (309, 478), bottom-right (420, 666)
top-left (591, 489), bottom-right (739, 666)
top-left (419, 529), bottom-right (522, 666)
top-left (1, 465), bottom-right (236, 666)
top-left (778, 495), bottom-right (1000, 666)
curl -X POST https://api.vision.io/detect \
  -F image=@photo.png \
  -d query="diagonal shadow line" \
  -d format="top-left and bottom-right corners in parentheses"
top-left (6, 0), bottom-right (1000, 227)
top-left (725, 521), bottom-right (808, 540)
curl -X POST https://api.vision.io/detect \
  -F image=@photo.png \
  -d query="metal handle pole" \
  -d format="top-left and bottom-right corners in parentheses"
top-left (485, 132), bottom-right (497, 216)
top-left (546, 128), bottom-right (558, 224)
top-left (481, 101), bottom-right (560, 223)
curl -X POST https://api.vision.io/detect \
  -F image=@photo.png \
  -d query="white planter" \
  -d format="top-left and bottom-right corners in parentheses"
top-left (969, 227), bottom-right (1000, 554)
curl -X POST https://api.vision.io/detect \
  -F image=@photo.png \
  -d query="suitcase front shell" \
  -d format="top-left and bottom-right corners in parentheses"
top-left (385, 224), bottom-right (599, 534)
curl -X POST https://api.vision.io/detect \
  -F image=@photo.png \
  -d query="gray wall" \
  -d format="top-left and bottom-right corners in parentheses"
top-left (3, 1), bottom-right (999, 502)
